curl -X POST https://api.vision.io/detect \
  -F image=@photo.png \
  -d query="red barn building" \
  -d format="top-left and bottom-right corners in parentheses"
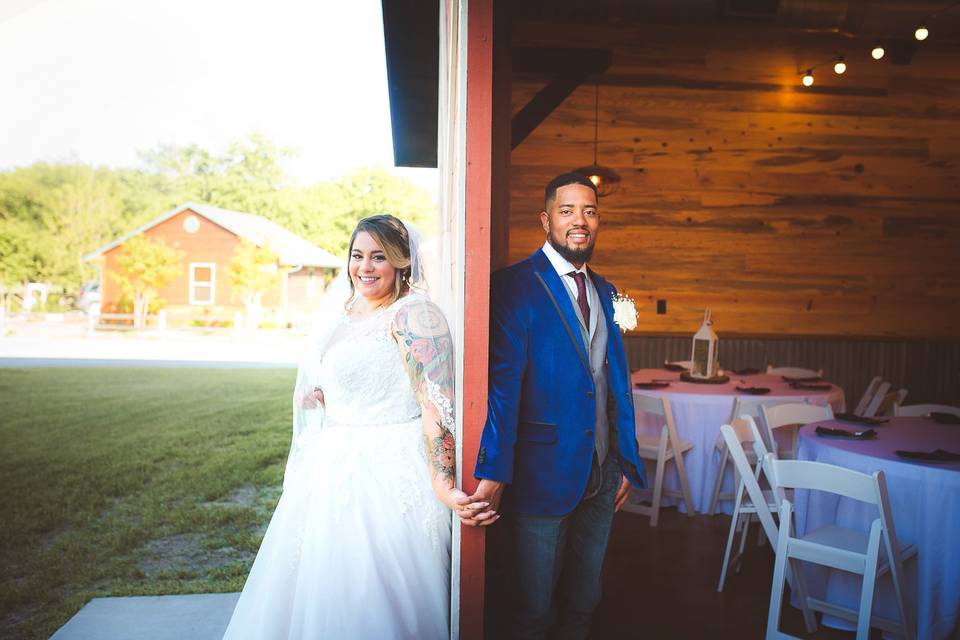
top-left (85, 202), bottom-right (342, 327)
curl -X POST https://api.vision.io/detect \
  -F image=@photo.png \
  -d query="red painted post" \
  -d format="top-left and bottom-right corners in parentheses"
top-left (459, 0), bottom-right (494, 638)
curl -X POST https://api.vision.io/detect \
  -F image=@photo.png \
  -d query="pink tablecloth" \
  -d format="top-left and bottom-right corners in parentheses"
top-left (795, 417), bottom-right (960, 639)
top-left (630, 368), bottom-right (845, 514)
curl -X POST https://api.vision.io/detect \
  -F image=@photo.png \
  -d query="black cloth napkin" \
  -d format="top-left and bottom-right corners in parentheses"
top-left (634, 381), bottom-right (670, 390)
top-left (834, 413), bottom-right (889, 426)
top-left (815, 426), bottom-right (877, 439)
top-left (895, 449), bottom-right (960, 462)
top-left (790, 381), bottom-right (833, 391)
top-left (783, 375), bottom-right (823, 383)
top-left (733, 367), bottom-right (761, 376)
top-left (736, 386), bottom-right (771, 395)
top-left (663, 363), bottom-right (688, 372)
top-left (930, 412), bottom-right (960, 425)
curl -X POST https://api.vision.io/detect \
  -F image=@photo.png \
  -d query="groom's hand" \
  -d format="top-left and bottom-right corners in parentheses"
top-left (614, 475), bottom-right (631, 512)
top-left (457, 479), bottom-right (505, 527)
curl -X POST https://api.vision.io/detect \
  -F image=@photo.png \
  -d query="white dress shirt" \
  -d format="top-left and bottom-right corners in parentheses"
top-left (542, 241), bottom-right (588, 303)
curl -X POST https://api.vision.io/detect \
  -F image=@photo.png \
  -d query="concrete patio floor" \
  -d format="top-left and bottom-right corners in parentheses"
top-left (50, 593), bottom-right (239, 640)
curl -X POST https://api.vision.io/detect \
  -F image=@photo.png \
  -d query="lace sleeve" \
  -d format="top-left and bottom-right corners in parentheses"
top-left (392, 296), bottom-right (456, 484)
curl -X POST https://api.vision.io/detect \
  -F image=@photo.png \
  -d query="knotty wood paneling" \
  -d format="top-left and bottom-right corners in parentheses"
top-left (508, 21), bottom-right (960, 338)
top-left (623, 335), bottom-right (960, 408)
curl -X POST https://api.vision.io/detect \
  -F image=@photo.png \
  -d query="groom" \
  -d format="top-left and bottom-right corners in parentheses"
top-left (463, 172), bottom-right (646, 639)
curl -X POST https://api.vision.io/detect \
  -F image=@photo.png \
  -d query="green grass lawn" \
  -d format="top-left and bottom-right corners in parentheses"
top-left (0, 367), bottom-right (296, 639)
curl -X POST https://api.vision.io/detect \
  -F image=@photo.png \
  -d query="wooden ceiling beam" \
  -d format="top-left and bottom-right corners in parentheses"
top-left (510, 47), bottom-right (612, 149)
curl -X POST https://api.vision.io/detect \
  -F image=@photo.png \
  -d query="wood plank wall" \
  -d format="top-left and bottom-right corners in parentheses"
top-left (508, 20), bottom-right (960, 338)
top-left (623, 335), bottom-right (960, 408)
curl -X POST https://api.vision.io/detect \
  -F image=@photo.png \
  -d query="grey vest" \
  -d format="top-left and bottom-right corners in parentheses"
top-left (562, 272), bottom-right (610, 464)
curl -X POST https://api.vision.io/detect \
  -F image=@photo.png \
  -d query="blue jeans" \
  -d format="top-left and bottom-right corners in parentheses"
top-left (508, 455), bottom-right (621, 640)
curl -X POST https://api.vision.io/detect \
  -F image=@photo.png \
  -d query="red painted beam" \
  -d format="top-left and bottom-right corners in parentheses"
top-left (459, 0), bottom-right (493, 639)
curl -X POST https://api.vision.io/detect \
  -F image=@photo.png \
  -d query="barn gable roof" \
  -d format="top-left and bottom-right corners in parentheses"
top-left (84, 202), bottom-right (343, 269)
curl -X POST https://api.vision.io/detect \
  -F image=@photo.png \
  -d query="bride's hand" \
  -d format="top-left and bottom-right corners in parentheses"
top-left (445, 487), bottom-right (499, 525)
top-left (298, 385), bottom-right (325, 409)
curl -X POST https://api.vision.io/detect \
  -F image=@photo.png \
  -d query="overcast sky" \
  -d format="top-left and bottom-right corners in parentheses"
top-left (0, 0), bottom-right (436, 192)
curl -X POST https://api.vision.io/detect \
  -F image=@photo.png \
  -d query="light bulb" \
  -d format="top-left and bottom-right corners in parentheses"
top-left (834, 58), bottom-right (846, 74)
top-left (588, 174), bottom-right (601, 187)
top-left (801, 70), bottom-right (814, 87)
top-left (915, 26), bottom-right (929, 41)
top-left (871, 46), bottom-right (885, 60)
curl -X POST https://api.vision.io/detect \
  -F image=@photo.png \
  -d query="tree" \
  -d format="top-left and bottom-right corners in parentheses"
top-left (227, 240), bottom-right (280, 329)
top-left (312, 166), bottom-right (436, 256)
top-left (0, 163), bottom-right (170, 292)
top-left (138, 132), bottom-right (296, 215)
top-left (0, 218), bottom-right (43, 288)
top-left (112, 236), bottom-right (183, 328)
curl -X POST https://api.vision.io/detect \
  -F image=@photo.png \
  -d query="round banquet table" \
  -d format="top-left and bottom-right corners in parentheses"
top-left (629, 368), bottom-right (845, 515)
top-left (794, 417), bottom-right (960, 640)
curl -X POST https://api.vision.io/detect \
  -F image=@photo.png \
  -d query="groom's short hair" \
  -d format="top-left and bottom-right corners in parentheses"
top-left (544, 172), bottom-right (599, 210)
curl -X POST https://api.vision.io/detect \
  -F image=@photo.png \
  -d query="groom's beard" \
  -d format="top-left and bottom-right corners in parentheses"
top-left (547, 229), bottom-right (596, 265)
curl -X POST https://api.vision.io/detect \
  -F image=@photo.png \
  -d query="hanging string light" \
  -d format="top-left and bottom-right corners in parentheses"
top-left (797, 52), bottom-right (850, 86)
top-left (797, 2), bottom-right (958, 84)
top-left (913, 1), bottom-right (960, 42)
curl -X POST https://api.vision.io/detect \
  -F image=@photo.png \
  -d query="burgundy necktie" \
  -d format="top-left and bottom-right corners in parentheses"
top-left (568, 271), bottom-right (590, 331)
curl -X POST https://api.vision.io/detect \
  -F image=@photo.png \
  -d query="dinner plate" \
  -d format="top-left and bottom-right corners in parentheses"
top-left (894, 448), bottom-right (960, 462)
top-left (815, 426), bottom-right (877, 439)
top-left (834, 412), bottom-right (889, 426)
top-left (634, 381), bottom-right (670, 390)
top-left (790, 382), bottom-right (833, 391)
top-left (930, 412), bottom-right (960, 425)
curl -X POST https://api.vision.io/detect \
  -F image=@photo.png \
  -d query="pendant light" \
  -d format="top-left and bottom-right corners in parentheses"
top-left (573, 83), bottom-right (621, 197)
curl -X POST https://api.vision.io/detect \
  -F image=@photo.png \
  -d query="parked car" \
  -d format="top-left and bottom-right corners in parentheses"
top-left (76, 281), bottom-right (101, 313)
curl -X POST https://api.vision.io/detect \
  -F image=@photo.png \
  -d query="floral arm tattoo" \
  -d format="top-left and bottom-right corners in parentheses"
top-left (394, 300), bottom-right (457, 485)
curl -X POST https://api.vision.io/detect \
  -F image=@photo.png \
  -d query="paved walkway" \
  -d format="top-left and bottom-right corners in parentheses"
top-left (51, 594), bottom-right (240, 640)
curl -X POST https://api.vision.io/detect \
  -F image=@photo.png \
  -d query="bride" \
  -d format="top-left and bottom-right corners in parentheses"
top-left (222, 214), bottom-right (496, 639)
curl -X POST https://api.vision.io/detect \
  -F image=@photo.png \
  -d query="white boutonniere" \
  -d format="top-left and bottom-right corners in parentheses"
top-left (611, 292), bottom-right (638, 332)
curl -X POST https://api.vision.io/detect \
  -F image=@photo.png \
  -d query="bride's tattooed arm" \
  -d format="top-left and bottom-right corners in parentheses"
top-left (394, 300), bottom-right (458, 489)
top-left (394, 299), bottom-right (498, 524)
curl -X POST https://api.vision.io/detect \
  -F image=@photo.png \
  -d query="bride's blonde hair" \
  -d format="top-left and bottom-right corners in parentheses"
top-left (345, 214), bottom-right (411, 308)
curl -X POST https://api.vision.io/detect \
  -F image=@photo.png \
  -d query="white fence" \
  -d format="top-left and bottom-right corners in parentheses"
top-left (87, 309), bottom-right (250, 335)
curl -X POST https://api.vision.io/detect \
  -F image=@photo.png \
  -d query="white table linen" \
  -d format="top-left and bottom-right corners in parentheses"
top-left (630, 369), bottom-right (845, 514)
top-left (795, 417), bottom-right (960, 640)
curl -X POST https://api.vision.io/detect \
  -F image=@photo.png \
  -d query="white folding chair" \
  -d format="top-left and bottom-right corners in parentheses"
top-left (861, 380), bottom-right (892, 417)
top-left (717, 417), bottom-right (781, 591)
top-left (874, 388), bottom-right (908, 417)
top-left (707, 396), bottom-right (770, 515)
top-left (766, 365), bottom-right (824, 379)
top-left (623, 394), bottom-right (695, 526)
top-left (764, 456), bottom-right (916, 640)
top-left (895, 403), bottom-right (960, 417)
top-left (759, 402), bottom-right (834, 461)
top-left (853, 376), bottom-right (884, 416)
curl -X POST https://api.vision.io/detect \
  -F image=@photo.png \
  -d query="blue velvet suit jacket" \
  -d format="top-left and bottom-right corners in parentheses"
top-left (475, 249), bottom-right (647, 516)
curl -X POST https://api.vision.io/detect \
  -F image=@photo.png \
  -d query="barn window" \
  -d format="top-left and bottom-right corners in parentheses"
top-left (189, 262), bottom-right (216, 305)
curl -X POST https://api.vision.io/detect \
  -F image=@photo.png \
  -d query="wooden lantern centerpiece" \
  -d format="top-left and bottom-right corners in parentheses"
top-left (689, 308), bottom-right (720, 379)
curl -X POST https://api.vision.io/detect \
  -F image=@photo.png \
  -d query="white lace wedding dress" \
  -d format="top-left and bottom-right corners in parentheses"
top-left (222, 294), bottom-right (452, 639)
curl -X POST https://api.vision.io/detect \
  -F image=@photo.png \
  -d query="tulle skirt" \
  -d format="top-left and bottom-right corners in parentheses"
top-left (222, 419), bottom-right (451, 639)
